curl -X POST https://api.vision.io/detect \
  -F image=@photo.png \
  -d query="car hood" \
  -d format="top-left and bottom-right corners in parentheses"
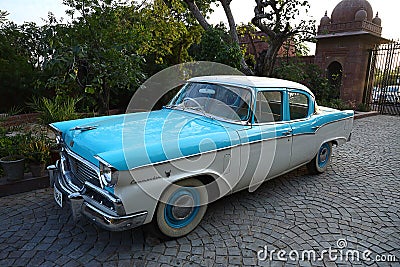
top-left (52, 109), bottom-right (241, 170)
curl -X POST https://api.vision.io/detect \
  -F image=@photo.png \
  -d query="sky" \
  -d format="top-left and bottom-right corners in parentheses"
top-left (0, 0), bottom-right (398, 54)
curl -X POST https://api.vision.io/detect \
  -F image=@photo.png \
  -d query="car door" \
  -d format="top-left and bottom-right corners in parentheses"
top-left (287, 89), bottom-right (317, 168)
top-left (235, 89), bottom-right (292, 192)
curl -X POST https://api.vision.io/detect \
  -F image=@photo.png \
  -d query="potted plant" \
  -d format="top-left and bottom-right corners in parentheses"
top-left (0, 133), bottom-right (27, 182)
top-left (23, 135), bottom-right (51, 177)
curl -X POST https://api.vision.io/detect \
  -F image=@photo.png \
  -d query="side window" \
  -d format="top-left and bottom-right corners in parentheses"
top-left (289, 92), bottom-right (309, 120)
top-left (255, 91), bottom-right (283, 123)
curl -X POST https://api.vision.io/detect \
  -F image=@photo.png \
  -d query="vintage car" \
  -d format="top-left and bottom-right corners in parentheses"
top-left (48, 76), bottom-right (354, 238)
top-left (373, 85), bottom-right (400, 104)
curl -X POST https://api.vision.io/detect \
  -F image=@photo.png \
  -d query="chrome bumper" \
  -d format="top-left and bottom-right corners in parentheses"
top-left (48, 164), bottom-right (148, 231)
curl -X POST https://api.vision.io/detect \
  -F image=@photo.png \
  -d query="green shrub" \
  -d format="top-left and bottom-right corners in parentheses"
top-left (22, 134), bottom-right (51, 164)
top-left (356, 103), bottom-right (371, 112)
top-left (0, 132), bottom-right (31, 158)
top-left (318, 99), bottom-right (355, 110)
top-left (28, 96), bottom-right (81, 124)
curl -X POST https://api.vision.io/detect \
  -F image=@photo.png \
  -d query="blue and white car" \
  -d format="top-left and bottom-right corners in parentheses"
top-left (373, 85), bottom-right (400, 104)
top-left (48, 76), bottom-right (354, 238)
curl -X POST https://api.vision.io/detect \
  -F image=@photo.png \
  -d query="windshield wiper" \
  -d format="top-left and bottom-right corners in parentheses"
top-left (70, 125), bottom-right (98, 131)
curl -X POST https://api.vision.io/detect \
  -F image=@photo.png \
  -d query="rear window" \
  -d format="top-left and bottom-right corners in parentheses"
top-left (289, 92), bottom-right (309, 120)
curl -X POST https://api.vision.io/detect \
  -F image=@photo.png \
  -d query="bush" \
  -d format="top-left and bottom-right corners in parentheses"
top-left (28, 96), bottom-right (80, 124)
top-left (22, 134), bottom-right (51, 164)
top-left (274, 61), bottom-right (339, 102)
top-left (0, 131), bottom-right (31, 158)
top-left (318, 99), bottom-right (355, 110)
top-left (356, 103), bottom-right (371, 112)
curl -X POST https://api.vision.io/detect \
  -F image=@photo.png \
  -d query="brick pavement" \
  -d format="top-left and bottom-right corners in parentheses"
top-left (0, 115), bottom-right (399, 266)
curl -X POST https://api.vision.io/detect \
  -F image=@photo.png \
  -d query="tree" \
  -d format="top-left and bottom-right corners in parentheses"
top-left (0, 10), bottom-right (8, 25)
top-left (163, 0), bottom-right (253, 74)
top-left (0, 21), bottom-right (40, 112)
top-left (190, 24), bottom-right (242, 69)
top-left (251, 0), bottom-right (315, 76)
top-left (42, 1), bottom-right (145, 114)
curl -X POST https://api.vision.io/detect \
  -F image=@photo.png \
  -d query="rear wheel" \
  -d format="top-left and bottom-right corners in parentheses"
top-left (307, 142), bottom-right (333, 174)
top-left (154, 179), bottom-right (208, 239)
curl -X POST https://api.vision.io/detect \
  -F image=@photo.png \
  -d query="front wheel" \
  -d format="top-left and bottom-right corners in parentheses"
top-left (154, 178), bottom-right (208, 239)
top-left (307, 142), bottom-right (333, 174)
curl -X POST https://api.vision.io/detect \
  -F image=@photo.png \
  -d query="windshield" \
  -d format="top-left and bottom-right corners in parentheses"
top-left (168, 82), bottom-right (252, 122)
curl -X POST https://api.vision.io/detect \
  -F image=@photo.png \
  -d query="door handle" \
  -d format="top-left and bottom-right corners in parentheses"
top-left (282, 129), bottom-right (293, 136)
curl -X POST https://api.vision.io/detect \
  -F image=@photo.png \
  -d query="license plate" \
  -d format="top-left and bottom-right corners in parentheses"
top-left (54, 186), bottom-right (63, 208)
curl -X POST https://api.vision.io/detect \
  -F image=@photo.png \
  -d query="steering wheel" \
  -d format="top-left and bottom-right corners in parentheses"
top-left (183, 97), bottom-right (206, 115)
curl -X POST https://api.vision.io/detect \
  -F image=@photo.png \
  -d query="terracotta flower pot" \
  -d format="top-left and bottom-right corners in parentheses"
top-left (0, 156), bottom-right (25, 181)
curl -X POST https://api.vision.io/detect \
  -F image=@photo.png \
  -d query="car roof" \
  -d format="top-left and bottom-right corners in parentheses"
top-left (189, 75), bottom-right (314, 97)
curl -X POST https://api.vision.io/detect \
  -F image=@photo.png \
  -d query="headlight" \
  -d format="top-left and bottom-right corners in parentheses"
top-left (98, 160), bottom-right (119, 187)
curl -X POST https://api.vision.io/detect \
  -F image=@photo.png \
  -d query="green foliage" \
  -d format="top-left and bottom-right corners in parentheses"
top-left (357, 102), bottom-right (371, 112)
top-left (0, 10), bottom-right (9, 25)
top-left (274, 60), bottom-right (339, 102)
top-left (136, 0), bottom-right (203, 74)
top-left (0, 22), bottom-right (40, 112)
top-left (39, 0), bottom-right (203, 113)
top-left (28, 96), bottom-right (80, 124)
top-left (22, 134), bottom-right (51, 164)
top-left (252, 0), bottom-right (316, 76)
top-left (318, 99), bottom-right (355, 111)
top-left (0, 132), bottom-right (30, 158)
top-left (7, 106), bottom-right (24, 116)
top-left (190, 25), bottom-right (242, 69)
top-left (42, 1), bottom-right (147, 114)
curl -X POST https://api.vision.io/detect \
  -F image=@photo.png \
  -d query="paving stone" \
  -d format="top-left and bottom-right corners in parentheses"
top-left (0, 115), bottom-right (399, 266)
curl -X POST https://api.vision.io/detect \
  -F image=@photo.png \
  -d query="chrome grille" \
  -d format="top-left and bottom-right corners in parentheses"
top-left (66, 153), bottom-right (100, 186)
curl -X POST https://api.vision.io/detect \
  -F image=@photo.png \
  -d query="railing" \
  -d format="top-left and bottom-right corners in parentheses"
top-left (365, 41), bottom-right (400, 116)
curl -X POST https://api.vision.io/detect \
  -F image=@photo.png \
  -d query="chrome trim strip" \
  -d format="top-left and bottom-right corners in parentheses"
top-left (292, 133), bottom-right (315, 137)
top-left (85, 182), bottom-right (122, 205)
top-left (128, 115), bottom-right (353, 171)
top-left (314, 116), bottom-right (353, 133)
top-left (94, 155), bottom-right (114, 168)
top-left (82, 203), bottom-right (147, 231)
top-left (129, 143), bottom-right (241, 171)
top-left (49, 124), bottom-right (62, 133)
top-left (84, 202), bottom-right (147, 220)
top-left (64, 148), bottom-right (100, 176)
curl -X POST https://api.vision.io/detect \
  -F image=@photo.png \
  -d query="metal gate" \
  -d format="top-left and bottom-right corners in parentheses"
top-left (365, 41), bottom-right (400, 115)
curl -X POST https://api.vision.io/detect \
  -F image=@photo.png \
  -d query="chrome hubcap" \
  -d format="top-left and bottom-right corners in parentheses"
top-left (320, 147), bottom-right (328, 162)
top-left (171, 195), bottom-right (195, 220)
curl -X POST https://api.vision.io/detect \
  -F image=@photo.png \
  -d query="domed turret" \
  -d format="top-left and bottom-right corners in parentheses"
top-left (320, 11), bottom-right (331, 25)
top-left (331, 0), bottom-right (373, 24)
top-left (372, 12), bottom-right (382, 26)
top-left (355, 8), bottom-right (368, 21)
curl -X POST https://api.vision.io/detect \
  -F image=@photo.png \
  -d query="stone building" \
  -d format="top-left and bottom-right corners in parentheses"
top-left (315, 0), bottom-right (388, 104)
top-left (240, 0), bottom-right (389, 105)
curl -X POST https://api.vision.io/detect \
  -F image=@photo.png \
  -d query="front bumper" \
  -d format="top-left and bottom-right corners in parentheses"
top-left (48, 163), bottom-right (148, 231)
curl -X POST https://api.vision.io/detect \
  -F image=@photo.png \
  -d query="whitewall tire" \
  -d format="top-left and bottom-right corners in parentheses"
top-left (307, 142), bottom-right (333, 174)
top-left (155, 178), bottom-right (208, 238)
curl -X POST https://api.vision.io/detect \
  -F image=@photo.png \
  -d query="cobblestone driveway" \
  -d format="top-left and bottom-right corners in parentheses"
top-left (0, 115), bottom-right (399, 267)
